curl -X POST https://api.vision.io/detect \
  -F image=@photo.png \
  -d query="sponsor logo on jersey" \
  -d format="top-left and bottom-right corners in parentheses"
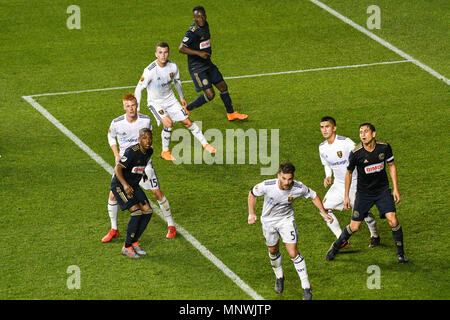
top-left (119, 137), bottom-right (138, 144)
top-left (131, 166), bottom-right (146, 174)
top-left (364, 162), bottom-right (384, 174)
top-left (199, 39), bottom-right (211, 49)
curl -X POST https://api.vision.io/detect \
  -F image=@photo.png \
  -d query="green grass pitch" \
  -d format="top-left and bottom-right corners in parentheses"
top-left (0, 0), bottom-right (449, 301)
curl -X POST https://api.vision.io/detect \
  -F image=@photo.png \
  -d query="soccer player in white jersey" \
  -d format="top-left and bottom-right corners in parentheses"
top-left (135, 42), bottom-right (216, 161)
top-left (319, 116), bottom-right (379, 247)
top-left (248, 162), bottom-right (333, 300)
top-left (102, 94), bottom-right (177, 242)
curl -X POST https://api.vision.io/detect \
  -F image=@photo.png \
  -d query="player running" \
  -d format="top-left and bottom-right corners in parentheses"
top-left (102, 94), bottom-right (176, 242)
top-left (248, 162), bottom-right (333, 300)
top-left (178, 6), bottom-right (248, 121)
top-left (319, 116), bottom-right (379, 247)
top-left (326, 123), bottom-right (408, 263)
top-left (135, 42), bottom-right (216, 161)
top-left (110, 128), bottom-right (154, 258)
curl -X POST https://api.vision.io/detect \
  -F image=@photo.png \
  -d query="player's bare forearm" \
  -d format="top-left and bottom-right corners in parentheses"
top-left (247, 192), bottom-right (257, 224)
top-left (178, 43), bottom-right (210, 59)
top-left (343, 170), bottom-right (352, 210)
top-left (388, 162), bottom-right (401, 202)
top-left (115, 164), bottom-right (132, 196)
top-left (312, 195), bottom-right (333, 223)
top-left (110, 145), bottom-right (120, 164)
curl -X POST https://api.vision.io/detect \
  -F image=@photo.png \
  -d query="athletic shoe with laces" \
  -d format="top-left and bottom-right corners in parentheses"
top-left (121, 246), bottom-right (140, 259)
top-left (397, 253), bottom-right (408, 264)
top-left (227, 111), bottom-right (248, 121)
top-left (161, 150), bottom-right (176, 161)
top-left (369, 236), bottom-right (380, 248)
top-left (274, 275), bottom-right (285, 295)
top-left (166, 226), bottom-right (176, 239)
top-left (326, 243), bottom-right (339, 261)
top-left (101, 228), bottom-right (119, 243)
top-left (131, 242), bottom-right (147, 255)
top-left (303, 287), bottom-right (312, 300)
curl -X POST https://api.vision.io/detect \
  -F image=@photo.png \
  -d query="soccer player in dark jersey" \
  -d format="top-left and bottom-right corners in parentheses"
top-left (178, 6), bottom-right (248, 121)
top-left (325, 123), bottom-right (408, 263)
top-left (110, 128), bottom-right (154, 258)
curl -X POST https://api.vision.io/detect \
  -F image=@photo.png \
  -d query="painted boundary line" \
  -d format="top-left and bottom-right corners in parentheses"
top-left (22, 95), bottom-right (264, 301)
top-left (309, 0), bottom-right (449, 85)
top-left (28, 60), bottom-right (410, 97)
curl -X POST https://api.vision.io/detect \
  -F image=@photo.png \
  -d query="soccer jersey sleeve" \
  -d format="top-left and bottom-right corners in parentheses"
top-left (299, 184), bottom-right (317, 200)
top-left (385, 144), bottom-right (394, 163)
top-left (181, 29), bottom-right (196, 48)
top-left (135, 68), bottom-right (152, 110)
top-left (118, 147), bottom-right (135, 170)
top-left (251, 182), bottom-right (265, 197)
top-left (107, 120), bottom-right (117, 147)
top-left (347, 150), bottom-right (357, 172)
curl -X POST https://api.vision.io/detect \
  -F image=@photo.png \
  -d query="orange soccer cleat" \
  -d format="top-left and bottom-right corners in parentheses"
top-left (101, 228), bottom-right (119, 243)
top-left (161, 150), bottom-right (176, 161)
top-left (227, 111), bottom-right (248, 121)
top-left (166, 226), bottom-right (176, 239)
top-left (203, 144), bottom-right (216, 154)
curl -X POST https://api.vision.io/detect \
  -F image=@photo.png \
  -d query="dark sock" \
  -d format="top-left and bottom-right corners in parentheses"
top-left (391, 225), bottom-right (404, 255)
top-left (334, 225), bottom-right (353, 248)
top-left (187, 94), bottom-right (208, 111)
top-left (133, 213), bottom-right (152, 243)
top-left (125, 212), bottom-right (141, 247)
top-left (220, 91), bottom-right (234, 113)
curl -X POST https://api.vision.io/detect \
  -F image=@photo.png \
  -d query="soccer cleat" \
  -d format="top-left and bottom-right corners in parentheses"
top-left (166, 226), bottom-right (176, 239)
top-left (339, 240), bottom-right (350, 248)
top-left (227, 111), bottom-right (248, 121)
top-left (131, 242), bottom-right (147, 255)
top-left (397, 254), bottom-right (409, 264)
top-left (121, 246), bottom-right (140, 258)
top-left (203, 144), bottom-right (216, 154)
top-left (274, 275), bottom-right (285, 295)
top-left (303, 287), bottom-right (312, 300)
top-left (183, 105), bottom-right (190, 116)
top-left (101, 228), bottom-right (119, 243)
top-left (161, 150), bottom-right (176, 161)
top-left (325, 243), bottom-right (339, 261)
top-left (369, 236), bottom-right (380, 248)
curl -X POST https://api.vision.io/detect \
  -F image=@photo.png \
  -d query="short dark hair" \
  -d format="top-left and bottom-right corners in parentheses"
top-left (193, 6), bottom-right (205, 14)
top-left (320, 116), bottom-right (336, 126)
top-left (139, 128), bottom-right (152, 137)
top-left (156, 42), bottom-right (169, 50)
top-left (278, 162), bottom-right (295, 175)
top-left (359, 122), bottom-right (376, 132)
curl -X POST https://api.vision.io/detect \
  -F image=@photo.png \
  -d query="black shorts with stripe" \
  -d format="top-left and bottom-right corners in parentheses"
top-left (189, 63), bottom-right (224, 92)
top-left (352, 189), bottom-right (396, 221)
top-left (110, 182), bottom-right (149, 211)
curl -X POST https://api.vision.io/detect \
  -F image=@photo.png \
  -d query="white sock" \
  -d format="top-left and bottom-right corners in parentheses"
top-left (325, 210), bottom-right (342, 238)
top-left (365, 212), bottom-right (378, 237)
top-left (292, 253), bottom-right (310, 289)
top-left (161, 127), bottom-right (172, 151)
top-left (157, 196), bottom-right (174, 227)
top-left (187, 122), bottom-right (207, 146)
top-left (108, 200), bottom-right (118, 230)
top-left (269, 251), bottom-right (283, 279)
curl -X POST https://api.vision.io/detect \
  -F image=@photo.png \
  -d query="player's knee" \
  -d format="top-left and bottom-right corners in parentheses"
top-left (152, 189), bottom-right (163, 200)
top-left (205, 89), bottom-right (215, 101)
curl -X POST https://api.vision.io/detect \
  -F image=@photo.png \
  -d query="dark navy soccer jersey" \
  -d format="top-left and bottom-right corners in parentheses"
top-left (111, 144), bottom-right (153, 188)
top-left (347, 141), bottom-right (394, 195)
top-left (181, 21), bottom-right (213, 72)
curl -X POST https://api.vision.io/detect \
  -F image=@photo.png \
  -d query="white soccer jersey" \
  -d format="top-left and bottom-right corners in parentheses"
top-left (107, 114), bottom-right (152, 156)
top-left (319, 135), bottom-right (357, 183)
top-left (251, 179), bottom-right (317, 223)
top-left (135, 60), bottom-right (183, 110)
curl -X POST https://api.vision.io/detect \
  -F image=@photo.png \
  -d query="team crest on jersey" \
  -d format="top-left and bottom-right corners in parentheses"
top-left (159, 110), bottom-right (165, 115)
top-left (337, 151), bottom-right (343, 158)
top-left (287, 196), bottom-right (294, 203)
top-left (378, 153), bottom-right (385, 160)
top-left (170, 72), bottom-right (174, 79)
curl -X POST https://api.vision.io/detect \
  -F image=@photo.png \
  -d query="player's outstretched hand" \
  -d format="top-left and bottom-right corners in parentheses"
top-left (343, 196), bottom-right (351, 210)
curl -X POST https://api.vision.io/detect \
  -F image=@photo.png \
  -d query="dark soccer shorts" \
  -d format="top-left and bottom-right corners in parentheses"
top-left (111, 184), bottom-right (149, 211)
top-left (352, 189), bottom-right (396, 221)
top-left (189, 63), bottom-right (224, 92)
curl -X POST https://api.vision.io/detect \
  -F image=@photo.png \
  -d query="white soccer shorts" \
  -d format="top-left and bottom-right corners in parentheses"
top-left (139, 159), bottom-right (160, 190)
top-left (262, 216), bottom-right (298, 247)
top-left (148, 99), bottom-right (188, 127)
top-left (323, 181), bottom-right (357, 211)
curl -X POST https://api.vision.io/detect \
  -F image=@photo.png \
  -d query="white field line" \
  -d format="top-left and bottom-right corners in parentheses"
top-left (309, 0), bottom-right (450, 86)
top-left (28, 60), bottom-right (410, 97)
top-left (22, 95), bottom-right (264, 301)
